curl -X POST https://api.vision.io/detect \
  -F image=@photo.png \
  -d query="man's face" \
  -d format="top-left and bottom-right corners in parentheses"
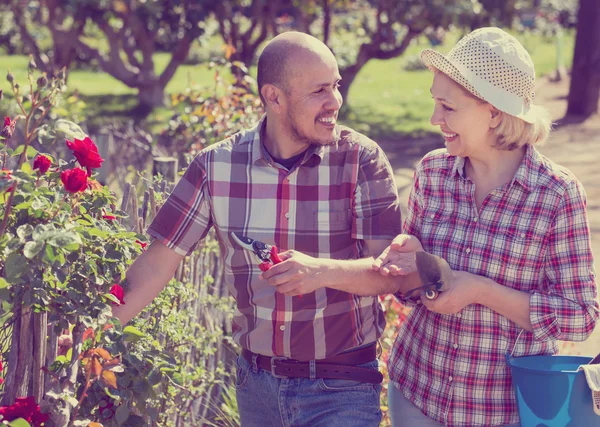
top-left (280, 51), bottom-right (343, 147)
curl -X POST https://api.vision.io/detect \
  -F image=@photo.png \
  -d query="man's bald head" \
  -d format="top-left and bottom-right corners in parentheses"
top-left (257, 32), bottom-right (336, 105)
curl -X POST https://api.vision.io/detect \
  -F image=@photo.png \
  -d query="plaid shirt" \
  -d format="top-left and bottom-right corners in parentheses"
top-left (389, 146), bottom-right (598, 426)
top-left (147, 117), bottom-right (402, 360)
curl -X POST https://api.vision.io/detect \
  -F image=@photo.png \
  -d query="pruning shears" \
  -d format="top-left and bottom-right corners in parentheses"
top-left (231, 232), bottom-right (283, 272)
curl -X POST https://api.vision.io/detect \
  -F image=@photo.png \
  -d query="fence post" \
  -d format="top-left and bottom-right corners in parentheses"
top-left (152, 156), bottom-right (178, 184)
top-left (95, 133), bottom-right (113, 185)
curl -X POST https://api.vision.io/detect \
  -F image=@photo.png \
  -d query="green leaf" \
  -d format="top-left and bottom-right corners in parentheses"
top-left (0, 278), bottom-right (9, 289)
top-left (123, 325), bottom-right (147, 342)
top-left (46, 232), bottom-right (82, 251)
top-left (23, 240), bottom-right (44, 259)
top-left (54, 119), bottom-right (86, 140)
top-left (16, 224), bottom-right (34, 240)
top-left (43, 244), bottom-right (57, 263)
top-left (12, 145), bottom-right (38, 159)
top-left (5, 253), bottom-right (27, 281)
top-left (9, 419), bottom-right (32, 427)
top-left (115, 404), bottom-right (130, 425)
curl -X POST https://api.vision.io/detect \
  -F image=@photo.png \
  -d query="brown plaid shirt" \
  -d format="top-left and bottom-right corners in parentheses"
top-left (148, 116), bottom-right (402, 360)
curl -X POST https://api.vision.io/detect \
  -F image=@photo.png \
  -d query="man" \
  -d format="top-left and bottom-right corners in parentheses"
top-left (113, 31), bottom-right (415, 426)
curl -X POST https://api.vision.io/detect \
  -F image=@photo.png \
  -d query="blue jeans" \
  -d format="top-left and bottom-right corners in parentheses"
top-left (388, 384), bottom-right (520, 427)
top-left (235, 354), bottom-right (382, 427)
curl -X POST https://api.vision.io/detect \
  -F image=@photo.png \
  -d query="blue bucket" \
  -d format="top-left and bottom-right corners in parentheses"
top-left (506, 354), bottom-right (600, 426)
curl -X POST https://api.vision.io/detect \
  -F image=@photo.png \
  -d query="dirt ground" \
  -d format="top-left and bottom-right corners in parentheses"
top-left (379, 75), bottom-right (600, 358)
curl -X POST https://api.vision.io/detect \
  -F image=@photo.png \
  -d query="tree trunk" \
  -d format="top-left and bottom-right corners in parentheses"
top-left (567, 0), bottom-right (600, 117)
top-left (135, 84), bottom-right (166, 116)
top-left (339, 64), bottom-right (363, 106)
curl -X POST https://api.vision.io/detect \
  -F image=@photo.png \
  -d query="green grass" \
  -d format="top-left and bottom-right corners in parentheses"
top-left (0, 29), bottom-right (575, 141)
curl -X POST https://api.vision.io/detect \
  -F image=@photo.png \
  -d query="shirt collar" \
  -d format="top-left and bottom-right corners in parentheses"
top-left (451, 144), bottom-right (541, 192)
top-left (251, 115), bottom-right (325, 167)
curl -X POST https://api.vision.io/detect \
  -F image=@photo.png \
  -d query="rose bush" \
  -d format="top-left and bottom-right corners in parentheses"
top-left (0, 63), bottom-right (184, 427)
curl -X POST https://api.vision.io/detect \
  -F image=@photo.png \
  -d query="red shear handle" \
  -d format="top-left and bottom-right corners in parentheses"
top-left (270, 246), bottom-right (283, 264)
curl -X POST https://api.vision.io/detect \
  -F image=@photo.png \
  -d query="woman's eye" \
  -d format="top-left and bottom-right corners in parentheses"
top-left (443, 105), bottom-right (454, 112)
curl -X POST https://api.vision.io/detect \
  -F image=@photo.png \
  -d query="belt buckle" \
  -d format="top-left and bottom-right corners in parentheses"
top-left (270, 356), bottom-right (288, 379)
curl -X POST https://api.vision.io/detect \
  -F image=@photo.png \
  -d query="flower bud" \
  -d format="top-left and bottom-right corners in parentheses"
top-left (36, 75), bottom-right (48, 89)
top-left (6, 71), bottom-right (14, 84)
top-left (28, 57), bottom-right (37, 71)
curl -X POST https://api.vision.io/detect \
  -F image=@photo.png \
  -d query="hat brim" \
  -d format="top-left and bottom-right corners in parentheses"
top-left (420, 49), bottom-right (537, 124)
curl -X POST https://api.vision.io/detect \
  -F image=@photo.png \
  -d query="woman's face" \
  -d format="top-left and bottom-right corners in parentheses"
top-left (429, 71), bottom-right (498, 158)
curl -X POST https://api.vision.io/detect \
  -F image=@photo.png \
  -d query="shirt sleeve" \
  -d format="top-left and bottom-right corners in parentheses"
top-left (146, 154), bottom-right (213, 256)
top-left (530, 178), bottom-right (599, 342)
top-left (352, 146), bottom-right (403, 241)
top-left (393, 167), bottom-right (424, 307)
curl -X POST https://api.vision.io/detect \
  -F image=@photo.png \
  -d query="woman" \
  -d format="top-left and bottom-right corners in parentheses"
top-left (374, 27), bottom-right (598, 426)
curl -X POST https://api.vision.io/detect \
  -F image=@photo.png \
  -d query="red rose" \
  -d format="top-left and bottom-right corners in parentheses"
top-left (109, 284), bottom-right (125, 305)
top-left (60, 167), bottom-right (88, 193)
top-left (102, 215), bottom-right (116, 221)
top-left (135, 240), bottom-right (148, 250)
top-left (0, 358), bottom-right (3, 385)
top-left (66, 136), bottom-right (104, 176)
top-left (1, 117), bottom-right (16, 139)
top-left (33, 154), bottom-right (52, 174)
top-left (0, 396), bottom-right (49, 427)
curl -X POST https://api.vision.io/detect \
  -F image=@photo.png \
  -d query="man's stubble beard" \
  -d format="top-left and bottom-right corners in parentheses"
top-left (287, 110), bottom-right (340, 147)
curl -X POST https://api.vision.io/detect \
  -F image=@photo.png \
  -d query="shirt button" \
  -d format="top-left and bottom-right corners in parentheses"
top-left (465, 248), bottom-right (471, 253)
top-left (448, 376), bottom-right (453, 382)
top-left (520, 233), bottom-right (526, 238)
top-left (473, 217), bottom-right (478, 222)
top-left (453, 343), bottom-right (458, 349)
top-left (279, 325), bottom-right (286, 331)
top-left (430, 214), bottom-right (435, 219)
top-left (456, 313), bottom-right (462, 319)
top-left (284, 212), bottom-right (290, 219)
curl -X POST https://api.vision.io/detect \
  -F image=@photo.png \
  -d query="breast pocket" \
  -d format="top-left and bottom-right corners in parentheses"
top-left (313, 210), bottom-right (352, 231)
top-left (420, 202), bottom-right (456, 251)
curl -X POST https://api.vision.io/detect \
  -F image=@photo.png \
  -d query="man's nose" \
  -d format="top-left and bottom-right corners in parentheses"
top-left (325, 88), bottom-right (343, 111)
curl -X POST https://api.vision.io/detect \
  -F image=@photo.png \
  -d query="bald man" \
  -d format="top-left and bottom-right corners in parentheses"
top-left (114, 32), bottom-right (410, 426)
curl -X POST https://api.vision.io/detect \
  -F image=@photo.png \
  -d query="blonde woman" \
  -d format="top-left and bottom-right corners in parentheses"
top-left (373, 27), bottom-right (598, 426)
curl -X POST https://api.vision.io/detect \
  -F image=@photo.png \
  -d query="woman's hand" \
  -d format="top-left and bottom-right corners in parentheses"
top-left (421, 270), bottom-right (484, 314)
top-left (372, 234), bottom-right (424, 276)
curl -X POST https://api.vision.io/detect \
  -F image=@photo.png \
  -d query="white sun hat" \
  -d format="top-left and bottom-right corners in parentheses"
top-left (421, 27), bottom-right (537, 123)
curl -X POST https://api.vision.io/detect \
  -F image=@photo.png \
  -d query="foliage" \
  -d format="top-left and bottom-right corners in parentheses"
top-left (0, 62), bottom-right (188, 427)
top-left (6, 0), bottom-right (213, 110)
top-left (158, 61), bottom-right (263, 166)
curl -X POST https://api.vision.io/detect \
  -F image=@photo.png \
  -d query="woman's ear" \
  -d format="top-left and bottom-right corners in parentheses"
top-left (489, 106), bottom-right (503, 129)
top-left (261, 84), bottom-right (282, 112)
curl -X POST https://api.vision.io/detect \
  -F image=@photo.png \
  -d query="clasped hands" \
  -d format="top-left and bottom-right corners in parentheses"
top-left (372, 234), bottom-right (482, 314)
top-left (260, 235), bottom-right (482, 314)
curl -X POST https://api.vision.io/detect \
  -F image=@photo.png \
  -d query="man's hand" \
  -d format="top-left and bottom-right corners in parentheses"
top-left (372, 234), bottom-right (424, 276)
top-left (421, 270), bottom-right (483, 314)
top-left (260, 250), bottom-right (327, 297)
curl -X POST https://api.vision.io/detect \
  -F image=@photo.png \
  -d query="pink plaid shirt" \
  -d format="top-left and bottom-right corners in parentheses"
top-left (389, 146), bottom-right (598, 426)
top-left (147, 117), bottom-right (402, 360)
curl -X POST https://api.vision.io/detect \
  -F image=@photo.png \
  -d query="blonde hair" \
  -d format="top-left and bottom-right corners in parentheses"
top-left (491, 105), bottom-right (552, 151)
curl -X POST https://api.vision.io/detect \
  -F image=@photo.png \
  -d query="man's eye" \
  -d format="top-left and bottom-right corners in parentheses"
top-left (443, 105), bottom-right (454, 112)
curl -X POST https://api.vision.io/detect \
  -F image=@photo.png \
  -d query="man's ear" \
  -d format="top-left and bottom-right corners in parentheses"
top-left (261, 84), bottom-right (283, 112)
top-left (489, 106), bottom-right (503, 129)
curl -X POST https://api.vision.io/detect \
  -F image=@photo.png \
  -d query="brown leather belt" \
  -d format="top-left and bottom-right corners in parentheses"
top-left (241, 343), bottom-right (383, 384)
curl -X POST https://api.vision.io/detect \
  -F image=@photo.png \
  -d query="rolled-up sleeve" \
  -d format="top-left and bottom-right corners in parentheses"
top-left (147, 155), bottom-right (213, 256)
top-left (352, 146), bottom-right (402, 241)
top-left (530, 179), bottom-right (599, 341)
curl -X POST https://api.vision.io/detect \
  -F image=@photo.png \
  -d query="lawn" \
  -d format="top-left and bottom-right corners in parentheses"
top-left (0, 29), bottom-right (574, 142)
